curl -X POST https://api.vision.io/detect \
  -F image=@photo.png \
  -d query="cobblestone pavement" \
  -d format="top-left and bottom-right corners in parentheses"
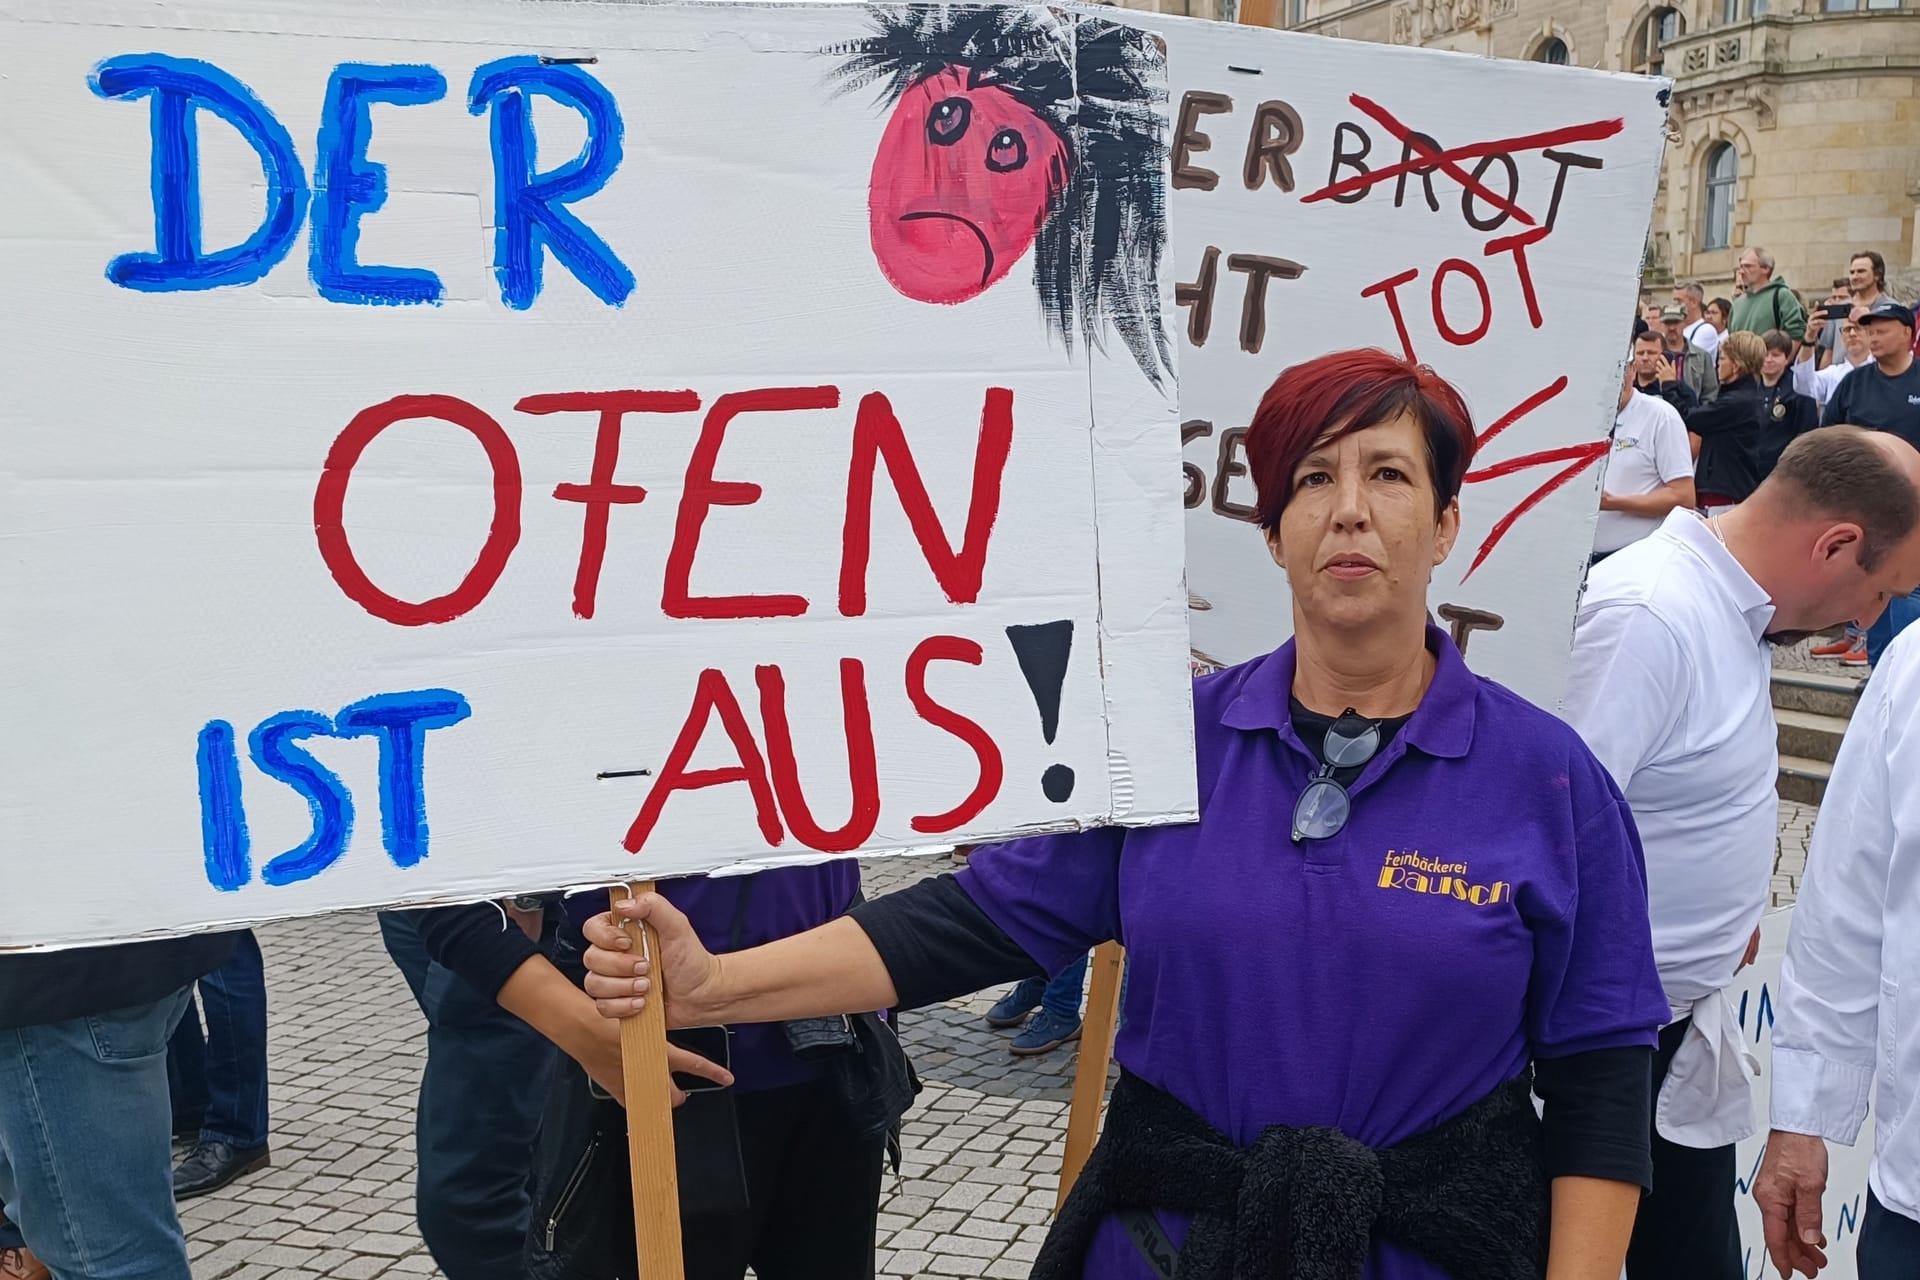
top-left (180, 796), bottom-right (1818, 1280)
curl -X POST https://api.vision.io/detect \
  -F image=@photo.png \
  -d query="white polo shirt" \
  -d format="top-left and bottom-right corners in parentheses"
top-left (1563, 512), bottom-right (1777, 1143)
top-left (1595, 392), bottom-right (1694, 555)
top-left (1772, 624), bottom-right (1920, 1224)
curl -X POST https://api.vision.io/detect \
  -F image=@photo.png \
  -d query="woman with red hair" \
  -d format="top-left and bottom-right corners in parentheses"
top-left (579, 350), bottom-right (1667, 1280)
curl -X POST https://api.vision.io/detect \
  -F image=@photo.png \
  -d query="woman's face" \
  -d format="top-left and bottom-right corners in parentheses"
top-left (1708, 302), bottom-right (1730, 330)
top-left (1265, 411), bottom-right (1459, 636)
top-left (1718, 350), bottom-right (1739, 382)
top-left (1762, 348), bottom-right (1790, 382)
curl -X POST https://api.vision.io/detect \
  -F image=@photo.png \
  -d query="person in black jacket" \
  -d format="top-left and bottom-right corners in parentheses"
top-left (1755, 328), bottom-right (1821, 478)
top-left (0, 932), bottom-right (237, 1280)
top-left (1687, 330), bottom-right (1770, 509)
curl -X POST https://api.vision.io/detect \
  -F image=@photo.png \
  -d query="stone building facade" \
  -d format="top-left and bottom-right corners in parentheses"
top-left (1113, 0), bottom-right (1920, 303)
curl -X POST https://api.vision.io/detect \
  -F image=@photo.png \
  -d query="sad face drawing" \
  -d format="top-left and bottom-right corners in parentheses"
top-left (830, 8), bottom-right (1173, 387)
top-left (868, 66), bottom-right (1068, 303)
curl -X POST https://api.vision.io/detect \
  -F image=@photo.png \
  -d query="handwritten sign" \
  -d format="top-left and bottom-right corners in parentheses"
top-left (1732, 908), bottom-right (1876, 1280)
top-left (1082, 9), bottom-right (1668, 705)
top-left (0, 0), bottom-right (1195, 950)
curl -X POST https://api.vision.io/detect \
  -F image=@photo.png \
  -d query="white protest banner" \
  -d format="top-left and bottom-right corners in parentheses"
top-left (1732, 907), bottom-right (1877, 1280)
top-left (1081, 10), bottom-right (1668, 706)
top-left (0, 0), bottom-right (1196, 951)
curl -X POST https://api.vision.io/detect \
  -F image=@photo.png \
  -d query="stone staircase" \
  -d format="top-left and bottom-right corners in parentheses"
top-left (1771, 665), bottom-right (1865, 805)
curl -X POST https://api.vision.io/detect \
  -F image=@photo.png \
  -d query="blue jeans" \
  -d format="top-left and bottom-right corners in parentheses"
top-left (379, 911), bottom-right (557, 1280)
top-left (0, 989), bottom-right (194, 1280)
top-left (1858, 1190), bottom-right (1920, 1280)
top-left (1006, 953), bottom-right (1090, 1020)
top-left (1866, 588), bottom-right (1920, 667)
top-left (166, 930), bottom-right (269, 1150)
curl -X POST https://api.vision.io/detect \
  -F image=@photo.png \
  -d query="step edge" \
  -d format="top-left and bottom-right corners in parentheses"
top-left (1770, 669), bottom-right (1867, 695)
top-left (1779, 754), bottom-right (1833, 779)
top-left (1773, 707), bottom-right (1854, 731)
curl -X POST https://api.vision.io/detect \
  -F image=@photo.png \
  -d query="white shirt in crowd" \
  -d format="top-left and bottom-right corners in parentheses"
top-left (1595, 392), bottom-right (1694, 555)
top-left (1564, 510), bottom-right (1777, 1144)
top-left (1771, 623), bottom-right (1920, 1225)
top-left (1685, 317), bottom-right (1723, 356)
top-left (1793, 350), bottom-right (1871, 409)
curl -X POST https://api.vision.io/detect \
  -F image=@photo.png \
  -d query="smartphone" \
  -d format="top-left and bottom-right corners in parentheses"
top-left (666, 1025), bottom-right (732, 1092)
top-left (1825, 302), bottom-right (1852, 320)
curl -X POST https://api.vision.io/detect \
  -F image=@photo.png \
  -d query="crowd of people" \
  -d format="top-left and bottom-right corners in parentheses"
top-left (6, 260), bottom-right (1920, 1280)
top-left (1618, 247), bottom-right (1920, 664)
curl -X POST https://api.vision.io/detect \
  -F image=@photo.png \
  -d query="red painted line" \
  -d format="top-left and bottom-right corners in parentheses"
top-left (1475, 376), bottom-right (1569, 451)
top-left (1462, 442), bottom-right (1608, 577)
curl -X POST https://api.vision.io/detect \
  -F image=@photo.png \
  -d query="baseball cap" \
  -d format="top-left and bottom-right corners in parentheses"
top-left (1861, 297), bottom-right (1915, 329)
top-left (1660, 303), bottom-right (1685, 322)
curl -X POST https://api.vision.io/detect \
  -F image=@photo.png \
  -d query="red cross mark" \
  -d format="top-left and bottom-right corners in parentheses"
top-left (1301, 97), bottom-right (1626, 227)
top-left (1459, 376), bottom-right (1610, 577)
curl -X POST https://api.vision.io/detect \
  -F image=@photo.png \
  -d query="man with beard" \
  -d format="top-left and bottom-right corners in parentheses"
top-left (1562, 426), bottom-right (1920, 1280)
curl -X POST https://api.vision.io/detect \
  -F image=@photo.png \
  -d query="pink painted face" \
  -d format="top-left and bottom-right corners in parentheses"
top-left (867, 68), bottom-right (1069, 305)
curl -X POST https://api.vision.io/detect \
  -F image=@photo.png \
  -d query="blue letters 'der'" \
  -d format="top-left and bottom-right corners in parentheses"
top-left (94, 55), bottom-right (633, 309)
top-left (89, 54), bottom-right (309, 292)
top-left (196, 689), bottom-right (472, 891)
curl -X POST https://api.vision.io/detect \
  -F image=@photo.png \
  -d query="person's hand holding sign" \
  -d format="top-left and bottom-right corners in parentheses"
top-left (580, 895), bottom-right (900, 1029)
top-left (491, 940), bottom-right (732, 1107)
top-left (584, 895), bottom-right (724, 1025)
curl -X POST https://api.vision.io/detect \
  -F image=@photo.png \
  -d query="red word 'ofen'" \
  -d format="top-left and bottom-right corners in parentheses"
top-left (312, 385), bottom-right (1017, 626)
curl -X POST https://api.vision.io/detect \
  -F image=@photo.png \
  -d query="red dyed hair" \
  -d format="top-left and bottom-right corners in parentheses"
top-left (1244, 348), bottom-right (1477, 530)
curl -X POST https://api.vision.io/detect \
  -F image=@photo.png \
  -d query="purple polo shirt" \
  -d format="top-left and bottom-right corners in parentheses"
top-left (565, 860), bottom-right (861, 1092)
top-left (958, 627), bottom-right (1667, 1279)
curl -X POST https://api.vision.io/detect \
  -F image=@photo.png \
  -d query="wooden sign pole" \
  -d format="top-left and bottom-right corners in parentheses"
top-left (616, 882), bottom-right (684, 1277)
top-left (1056, 940), bottom-right (1126, 1211)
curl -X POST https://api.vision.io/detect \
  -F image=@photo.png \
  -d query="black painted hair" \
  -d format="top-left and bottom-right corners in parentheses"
top-left (828, 5), bottom-right (1173, 388)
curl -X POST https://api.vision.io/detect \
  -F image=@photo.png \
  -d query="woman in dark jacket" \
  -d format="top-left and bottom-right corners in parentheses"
top-left (1685, 330), bottom-right (1769, 508)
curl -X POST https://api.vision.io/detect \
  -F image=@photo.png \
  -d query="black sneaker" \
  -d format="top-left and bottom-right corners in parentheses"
top-left (173, 1141), bottom-right (270, 1200)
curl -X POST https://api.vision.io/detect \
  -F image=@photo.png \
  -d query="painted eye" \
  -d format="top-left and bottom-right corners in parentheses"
top-left (985, 128), bottom-right (1028, 173)
top-left (926, 97), bottom-right (971, 146)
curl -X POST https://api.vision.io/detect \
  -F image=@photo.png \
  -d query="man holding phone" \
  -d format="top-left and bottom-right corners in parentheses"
top-left (1802, 279), bottom-right (1854, 371)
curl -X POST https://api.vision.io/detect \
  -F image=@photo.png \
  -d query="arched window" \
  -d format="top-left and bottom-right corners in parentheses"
top-left (1629, 6), bottom-right (1684, 75)
top-left (1535, 37), bottom-right (1570, 64)
top-left (1702, 143), bottom-right (1737, 251)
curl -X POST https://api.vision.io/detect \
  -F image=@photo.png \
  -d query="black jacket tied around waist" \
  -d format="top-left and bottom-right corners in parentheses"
top-left (1031, 1069), bottom-right (1548, 1280)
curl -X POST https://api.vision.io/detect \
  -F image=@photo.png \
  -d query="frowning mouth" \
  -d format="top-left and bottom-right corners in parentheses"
top-left (899, 211), bottom-right (994, 287)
